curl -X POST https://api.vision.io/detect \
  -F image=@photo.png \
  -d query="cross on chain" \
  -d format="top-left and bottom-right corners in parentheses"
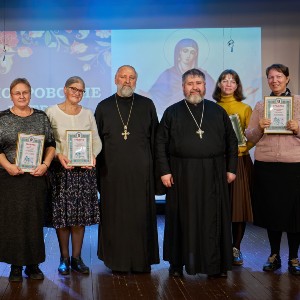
top-left (122, 125), bottom-right (130, 140)
top-left (196, 128), bottom-right (204, 139)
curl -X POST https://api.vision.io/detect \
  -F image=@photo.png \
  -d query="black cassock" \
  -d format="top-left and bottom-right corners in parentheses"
top-left (156, 99), bottom-right (238, 275)
top-left (95, 93), bottom-right (160, 272)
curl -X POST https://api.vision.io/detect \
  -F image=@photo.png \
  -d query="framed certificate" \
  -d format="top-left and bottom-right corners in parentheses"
top-left (264, 96), bottom-right (293, 134)
top-left (66, 130), bottom-right (93, 166)
top-left (229, 114), bottom-right (247, 147)
top-left (15, 133), bottom-right (45, 172)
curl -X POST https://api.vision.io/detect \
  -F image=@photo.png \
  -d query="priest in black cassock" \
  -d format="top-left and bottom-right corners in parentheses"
top-left (156, 68), bottom-right (238, 277)
top-left (94, 65), bottom-right (160, 273)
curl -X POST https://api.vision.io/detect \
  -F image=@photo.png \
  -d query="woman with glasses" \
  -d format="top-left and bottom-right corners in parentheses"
top-left (0, 78), bottom-right (56, 282)
top-left (45, 76), bottom-right (102, 275)
top-left (213, 69), bottom-right (254, 267)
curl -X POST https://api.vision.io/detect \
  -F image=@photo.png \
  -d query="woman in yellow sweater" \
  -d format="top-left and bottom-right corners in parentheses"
top-left (212, 69), bottom-right (254, 266)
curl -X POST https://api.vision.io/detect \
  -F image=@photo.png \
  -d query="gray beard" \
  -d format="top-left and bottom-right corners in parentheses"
top-left (118, 85), bottom-right (135, 97)
top-left (186, 94), bottom-right (203, 104)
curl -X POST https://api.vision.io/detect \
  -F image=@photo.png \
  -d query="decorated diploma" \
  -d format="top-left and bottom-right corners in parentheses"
top-left (229, 114), bottom-right (247, 146)
top-left (264, 96), bottom-right (293, 134)
top-left (15, 133), bottom-right (45, 172)
top-left (66, 130), bottom-right (93, 166)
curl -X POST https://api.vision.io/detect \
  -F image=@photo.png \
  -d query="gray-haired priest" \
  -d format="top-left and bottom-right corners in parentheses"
top-left (94, 65), bottom-right (161, 273)
top-left (156, 68), bottom-right (238, 278)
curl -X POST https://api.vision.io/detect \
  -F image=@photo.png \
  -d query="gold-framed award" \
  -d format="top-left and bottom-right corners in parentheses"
top-left (264, 96), bottom-right (293, 134)
top-left (15, 133), bottom-right (45, 172)
top-left (229, 114), bottom-right (247, 147)
top-left (66, 130), bottom-right (93, 166)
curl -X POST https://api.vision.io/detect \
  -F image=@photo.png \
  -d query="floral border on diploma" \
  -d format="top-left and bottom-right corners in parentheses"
top-left (264, 96), bottom-right (293, 134)
top-left (66, 130), bottom-right (93, 166)
top-left (229, 114), bottom-right (247, 147)
top-left (15, 133), bottom-right (45, 172)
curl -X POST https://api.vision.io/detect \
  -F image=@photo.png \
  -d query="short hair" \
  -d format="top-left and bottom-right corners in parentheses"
top-left (182, 68), bottom-right (205, 84)
top-left (266, 64), bottom-right (289, 78)
top-left (64, 76), bottom-right (85, 89)
top-left (212, 69), bottom-right (246, 102)
top-left (10, 78), bottom-right (31, 93)
top-left (115, 65), bottom-right (138, 79)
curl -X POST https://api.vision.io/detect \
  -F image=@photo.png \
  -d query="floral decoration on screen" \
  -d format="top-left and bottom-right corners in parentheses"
top-left (0, 30), bottom-right (111, 74)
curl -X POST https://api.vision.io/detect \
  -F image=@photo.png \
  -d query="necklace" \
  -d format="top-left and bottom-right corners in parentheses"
top-left (184, 100), bottom-right (205, 139)
top-left (115, 94), bottom-right (134, 140)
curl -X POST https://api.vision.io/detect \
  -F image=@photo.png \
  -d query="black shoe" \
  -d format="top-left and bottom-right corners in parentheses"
top-left (71, 257), bottom-right (90, 274)
top-left (58, 257), bottom-right (70, 275)
top-left (208, 271), bottom-right (228, 278)
top-left (288, 258), bottom-right (300, 275)
top-left (24, 265), bottom-right (44, 280)
top-left (219, 271), bottom-right (228, 277)
top-left (263, 254), bottom-right (281, 272)
top-left (9, 265), bottom-right (23, 282)
top-left (169, 265), bottom-right (183, 277)
top-left (131, 267), bottom-right (151, 274)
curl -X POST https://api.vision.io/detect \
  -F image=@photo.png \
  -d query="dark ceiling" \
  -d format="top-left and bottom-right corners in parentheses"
top-left (0, 0), bottom-right (299, 30)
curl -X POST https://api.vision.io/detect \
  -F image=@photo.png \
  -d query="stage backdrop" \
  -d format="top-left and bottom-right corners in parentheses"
top-left (0, 27), bottom-right (261, 117)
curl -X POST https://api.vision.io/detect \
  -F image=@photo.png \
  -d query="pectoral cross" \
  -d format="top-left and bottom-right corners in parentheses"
top-left (196, 128), bottom-right (204, 139)
top-left (122, 125), bottom-right (130, 140)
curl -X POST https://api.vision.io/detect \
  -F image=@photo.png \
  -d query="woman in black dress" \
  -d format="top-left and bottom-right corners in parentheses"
top-left (0, 78), bottom-right (56, 282)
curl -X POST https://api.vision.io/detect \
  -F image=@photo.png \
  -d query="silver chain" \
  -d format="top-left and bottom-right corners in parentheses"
top-left (184, 100), bottom-right (205, 132)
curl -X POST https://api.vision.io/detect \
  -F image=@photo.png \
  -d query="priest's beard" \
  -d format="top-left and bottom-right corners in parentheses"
top-left (185, 94), bottom-right (204, 104)
top-left (117, 85), bottom-right (135, 97)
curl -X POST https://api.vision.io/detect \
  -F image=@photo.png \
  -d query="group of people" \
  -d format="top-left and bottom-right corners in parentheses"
top-left (0, 63), bottom-right (299, 283)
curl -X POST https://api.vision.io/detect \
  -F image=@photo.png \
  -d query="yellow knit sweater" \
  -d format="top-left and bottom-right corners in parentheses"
top-left (218, 94), bottom-right (254, 156)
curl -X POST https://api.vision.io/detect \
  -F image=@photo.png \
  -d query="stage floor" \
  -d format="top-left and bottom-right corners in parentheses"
top-left (0, 216), bottom-right (300, 299)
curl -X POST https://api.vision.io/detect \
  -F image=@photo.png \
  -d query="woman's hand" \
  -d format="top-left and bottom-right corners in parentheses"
top-left (57, 153), bottom-right (74, 170)
top-left (286, 120), bottom-right (299, 134)
top-left (30, 164), bottom-right (48, 176)
top-left (81, 155), bottom-right (96, 170)
top-left (0, 154), bottom-right (24, 176)
top-left (259, 118), bottom-right (271, 130)
top-left (6, 164), bottom-right (24, 176)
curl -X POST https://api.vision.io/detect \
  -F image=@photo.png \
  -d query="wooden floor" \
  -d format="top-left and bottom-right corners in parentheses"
top-left (1, 216), bottom-right (300, 300)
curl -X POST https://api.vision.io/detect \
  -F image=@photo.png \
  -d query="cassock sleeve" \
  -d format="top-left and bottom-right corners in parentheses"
top-left (155, 108), bottom-right (172, 177)
top-left (94, 103), bottom-right (104, 193)
top-left (223, 111), bottom-right (238, 174)
top-left (149, 101), bottom-right (166, 195)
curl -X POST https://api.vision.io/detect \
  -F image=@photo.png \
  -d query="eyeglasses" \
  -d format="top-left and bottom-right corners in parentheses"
top-left (68, 86), bottom-right (86, 95)
top-left (11, 91), bottom-right (30, 97)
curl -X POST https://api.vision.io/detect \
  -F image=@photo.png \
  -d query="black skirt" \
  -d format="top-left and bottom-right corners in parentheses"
top-left (252, 160), bottom-right (300, 232)
top-left (0, 169), bottom-right (47, 265)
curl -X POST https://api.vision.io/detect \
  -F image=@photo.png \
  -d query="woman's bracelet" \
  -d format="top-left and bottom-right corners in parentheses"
top-left (43, 161), bottom-right (49, 169)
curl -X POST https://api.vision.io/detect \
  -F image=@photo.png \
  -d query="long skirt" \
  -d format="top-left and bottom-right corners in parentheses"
top-left (230, 155), bottom-right (253, 222)
top-left (252, 160), bottom-right (300, 232)
top-left (0, 169), bottom-right (46, 265)
top-left (46, 161), bottom-right (100, 228)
